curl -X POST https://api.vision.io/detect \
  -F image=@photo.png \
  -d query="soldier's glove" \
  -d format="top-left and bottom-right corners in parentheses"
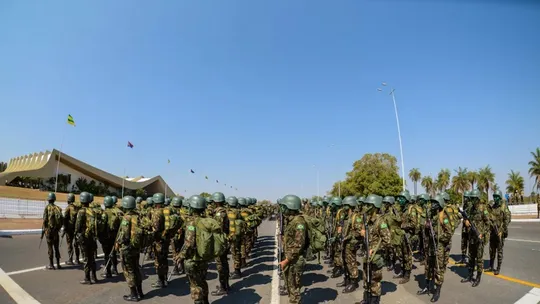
top-left (172, 254), bottom-right (182, 266)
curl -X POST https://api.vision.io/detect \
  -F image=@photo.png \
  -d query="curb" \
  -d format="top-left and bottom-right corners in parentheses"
top-left (512, 219), bottom-right (540, 223)
top-left (0, 228), bottom-right (64, 236)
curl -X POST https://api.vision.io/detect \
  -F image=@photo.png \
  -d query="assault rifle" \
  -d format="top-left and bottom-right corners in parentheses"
top-left (458, 207), bottom-right (480, 240)
top-left (278, 209), bottom-right (284, 282)
top-left (39, 222), bottom-right (45, 249)
top-left (362, 214), bottom-right (371, 303)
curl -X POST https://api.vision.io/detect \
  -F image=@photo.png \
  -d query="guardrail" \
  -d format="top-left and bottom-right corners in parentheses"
top-left (0, 197), bottom-right (68, 219)
top-left (508, 203), bottom-right (537, 215)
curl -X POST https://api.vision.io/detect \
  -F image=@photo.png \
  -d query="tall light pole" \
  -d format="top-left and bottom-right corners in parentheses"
top-left (378, 83), bottom-right (406, 191)
top-left (313, 165), bottom-right (320, 200)
top-left (328, 144), bottom-right (341, 197)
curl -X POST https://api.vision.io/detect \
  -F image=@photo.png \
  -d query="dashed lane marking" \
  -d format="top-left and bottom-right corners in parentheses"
top-left (513, 288), bottom-right (540, 304)
top-left (455, 233), bottom-right (540, 244)
top-left (6, 254), bottom-right (105, 276)
top-left (0, 267), bottom-right (41, 304)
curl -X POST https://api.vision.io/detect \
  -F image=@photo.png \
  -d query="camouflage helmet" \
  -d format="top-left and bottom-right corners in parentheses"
top-left (67, 193), bottom-right (75, 203)
top-left (47, 192), bottom-right (56, 201)
top-left (171, 196), bottom-right (183, 207)
top-left (398, 190), bottom-right (411, 202)
top-left (189, 195), bottom-right (206, 209)
top-left (342, 196), bottom-right (358, 207)
top-left (164, 197), bottom-right (171, 206)
top-left (212, 192), bottom-right (226, 203)
top-left (281, 195), bottom-right (302, 211)
top-left (245, 197), bottom-right (252, 205)
top-left (153, 193), bottom-right (165, 204)
top-left (440, 192), bottom-right (450, 201)
top-left (432, 194), bottom-right (445, 209)
top-left (89, 193), bottom-right (94, 203)
top-left (464, 191), bottom-right (471, 197)
top-left (182, 197), bottom-right (190, 207)
top-left (122, 196), bottom-right (136, 210)
top-left (470, 189), bottom-right (481, 199)
top-left (365, 194), bottom-right (383, 209)
top-left (111, 196), bottom-right (118, 204)
top-left (357, 196), bottom-right (366, 204)
top-left (411, 194), bottom-right (418, 202)
top-left (226, 196), bottom-right (238, 207)
top-left (146, 197), bottom-right (154, 206)
top-left (80, 192), bottom-right (91, 204)
top-left (135, 197), bottom-right (143, 204)
top-left (493, 190), bottom-right (503, 198)
top-left (418, 193), bottom-right (430, 202)
top-left (383, 196), bottom-right (395, 204)
top-left (238, 197), bottom-right (247, 206)
top-left (104, 196), bottom-right (114, 208)
top-left (330, 196), bottom-right (342, 206)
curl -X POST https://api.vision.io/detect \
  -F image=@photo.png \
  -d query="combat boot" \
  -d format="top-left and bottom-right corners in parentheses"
top-left (460, 269), bottom-right (474, 283)
top-left (486, 259), bottom-right (494, 272)
top-left (399, 271), bottom-right (410, 284)
top-left (112, 265), bottom-right (119, 276)
top-left (80, 272), bottom-right (92, 285)
top-left (151, 279), bottom-right (165, 288)
top-left (211, 284), bottom-right (228, 296)
top-left (123, 287), bottom-right (139, 302)
top-left (91, 270), bottom-right (98, 284)
top-left (494, 263), bottom-right (501, 275)
top-left (101, 270), bottom-right (113, 278)
top-left (230, 269), bottom-right (242, 279)
top-left (66, 258), bottom-right (74, 266)
top-left (76, 255), bottom-right (82, 265)
top-left (336, 278), bottom-right (348, 288)
top-left (456, 254), bottom-right (467, 264)
top-left (56, 257), bottom-right (62, 269)
top-left (417, 279), bottom-right (431, 295)
top-left (47, 258), bottom-right (55, 270)
top-left (472, 272), bottom-right (482, 287)
top-left (430, 284), bottom-right (441, 302)
top-left (136, 284), bottom-right (145, 299)
top-left (331, 267), bottom-right (343, 278)
top-left (343, 280), bottom-right (358, 293)
top-left (371, 296), bottom-right (381, 304)
top-left (393, 271), bottom-right (404, 279)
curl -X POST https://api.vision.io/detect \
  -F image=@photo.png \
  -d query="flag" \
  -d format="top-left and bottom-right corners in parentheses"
top-left (216, 180), bottom-right (219, 183)
top-left (235, 188), bottom-right (238, 190)
top-left (205, 176), bottom-right (208, 180)
top-left (168, 159), bottom-right (171, 164)
top-left (230, 186), bottom-right (232, 188)
top-left (127, 141), bottom-right (134, 148)
top-left (67, 114), bottom-right (75, 126)
top-left (190, 169), bottom-right (195, 173)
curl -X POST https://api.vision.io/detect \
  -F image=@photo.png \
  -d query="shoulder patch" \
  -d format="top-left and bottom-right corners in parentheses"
top-left (380, 223), bottom-right (388, 229)
top-left (121, 220), bottom-right (129, 226)
top-left (443, 218), bottom-right (449, 224)
top-left (356, 217), bottom-right (362, 223)
top-left (216, 212), bottom-right (221, 217)
top-left (188, 225), bottom-right (195, 231)
top-left (296, 224), bottom-right (305, 230)
top-left (411, 212), bottom-right (416, 216)
top-left (484, 210), bottom-right (489, 215)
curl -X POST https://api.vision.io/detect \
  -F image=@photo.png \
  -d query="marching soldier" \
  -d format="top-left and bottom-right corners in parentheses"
top-left (396, 191), bottom-right (415, 284)
top-left (487, 190), bottom-right (511, 275)
top-left (338, 196), bottom-right (360, 293)
top-left (170, 196), bottom-right (184, 276)
top-left (63, 193), bottom-right (81, 265)
top-left (210, 192), bottom-right (231, 296)
top-left (458, 191), bottom-right (473, 264)
top-left (150, 193), bottom-right (168, 288)
top-left (75, 192), bottom-right (98, 284)
top-left (42, 192), bottom-right (63, 270)
top-left (101, 196), bottom-right (123, 278)
top-left (227, 196), bottom-right (245, 279)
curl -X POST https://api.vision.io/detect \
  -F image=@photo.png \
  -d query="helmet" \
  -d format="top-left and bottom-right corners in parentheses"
top-left (226, 196), bottom-right (238, 207)
top-left (164, 198), bottom-right (171, 206)
top-left (322, 197), bottom-right (329, 204)
top-left (357, 196), bottom-right (366, 203)
top-left (172, 196), bottom-right (183, 207)
top-left (342, 196), bottom-right (358, 207)
top-left (153, 193), bottom-right (165, 204)
top-left (212, 192), bottom-right (226, 203)
top-left (493, 190), bottom-right (503, 198)
top-left (47, 192), bottom-right (56, 201)
top-left (111, 196), bottom-right (118, 204)
top-left (135, 197), bottom-right (143, 204)
top-left (365, 194), bottom-right (383, 209)
top-left (418, 194), bottom-right (430, 202)
top-left (146, 197), bottom-right (154, 206)
top-left (398, 190), bottom-right (411, 202)
top-left (89, 193), bottom-right (94, 203)
top-left (470, 189), bottom-right (481, 198)
top-left (310, 200), bottom-right (318, 206)
top-left (67, 193), bottom-right (75, 203)
top-left (464, 191), bottom-right (471, 197)
top-left (238, 197), bottom-right (247, 206)
top-left (189, 195), bottom-right (206, 209)
top-left (122, 196), bottom-right (136, 210)
top-left (104, 196), bottom-right (114, 208)
top-left (277, 198), bottom-right (282, 205)
top-left (281, 195), bottom-right (302, 211)
top-left (440, 192), bottom-right (450, 201)
top-left (206, 196), bottom-right (213, 203)
top-left (245, 197), bottom-right (252, 205)
top-left (182, 197), bottom-right (190, 207)
top-left (432, 194), bottom-right (445, 208)
top-left (383, 196), bottom-right (395, 204)
top-left (330, 196), bottom-right (342, 206)
top-left (253, 198), bottom-right (258, 204)
top-left (80, 192), bottom-right (91, 204)
top-left (411, 195), bottom-right (418, 201)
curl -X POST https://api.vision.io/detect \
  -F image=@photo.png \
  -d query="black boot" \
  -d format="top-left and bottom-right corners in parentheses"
top-left (211, 284), bottom-right (228, 296)
top-left (494, 264), bottom-right (501, 275)
top-left (331, 267), bottom-right (343, 278)
top-left (393, 271), bottom-right (404, 279)
top-left (151, 279), bottom-right (164, 288)
top-left (461, 269), bottom-right (474, 283)
top-left (486, 259), bottom-right (494, 272)
top-left (230, 269), bottom-right (241, 279)
top-left (371, 296), bottom-right (381, 304)
top-left (123, 287), bottom-right (139, 302)
top-left (47, 261), bottom-right (55, 270)
top-left (76, 255), bottom-right (82, 265)
top-left (336, 278), bottom-right (348, 288)
top-left (472, 272), bottom-right (482, 287)
top-left (80, 272), bottom-right (92, 285)
top-left (136, 284), bottom-right (144, 299)
top-left (112, 265), bottom-right (119, 276)
top-left (457, 254), bottom-right (467, 264)
top-left (343, 281), bottom-right (358, 293)
top-left (417, 279), bottom-right (431, 295)
top-left (101, 270), bottom-right (112, 278)
top-left (91, 270), bottom-right (98, 284)
top-left (56, 258), bottom-right (62, 269)
top-left (399, 271), bottom-right (410, 284)
top-left (430, 284), bottom-right (441, 302)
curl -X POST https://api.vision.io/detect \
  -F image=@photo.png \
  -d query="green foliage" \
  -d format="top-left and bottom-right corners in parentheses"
top-left (408, 168), bottom-right (421, 195)
top-left (451, 167), bottom-right (469, 194)
top-left (135, 188), bottom-right (146, 198)
top-left (199, 192), bottom-right (211, 198)
top-left (329, 153), bottom-right (402, 197)
top-left (0, 162), bottom-right (7, 173)
top-left (421, 176), bottom-right (434, 196)
top-left (505, 170), bottom-right (524, 199)
top-left (529, 148), bottom-right (540, 190)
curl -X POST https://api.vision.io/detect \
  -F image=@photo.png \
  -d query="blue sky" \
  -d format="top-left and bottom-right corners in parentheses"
top-left (1, 1), bottom-right (539, 200)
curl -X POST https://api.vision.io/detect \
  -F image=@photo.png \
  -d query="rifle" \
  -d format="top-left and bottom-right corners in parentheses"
top-left (362, 214), bottom-right (371, 303)
top-left (458, 208), bottom-right (480, 240)
top-left (102, 230), bottom-right (123, 275)
top-left (278, 209), bottom-right (284, 282)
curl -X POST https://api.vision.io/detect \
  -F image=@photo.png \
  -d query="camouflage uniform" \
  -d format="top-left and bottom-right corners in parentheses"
top-left (240, 205), bottom-right (254, 266)
top-left (331, 208), bottom-right (347, 277)
top-left (488, 199), bottom-right (511, 274)
top-left (401, 200), bottom-right (422, 272)
top-left (75, 194), bottom-right (98, 284)
top-left (283, 214), bottom-right (308, 304)
top-left (100, 201), bottom-right (123, 277)
top-left (63, 198), bottom-right (81, 264)
top-left (465, 192), bottom-right (491, 286)
top-left (362, 212), bottom-right (392, 299)
top-left (150, 205), bottom-right (169, 287)
top-left (460, 193), bottom-right (474, 261)
top-left (117, 205), bottom-right (144, 300)
top-left (212, 205), bottom-right (230, 294)
top-left (227, 205), bottom-right (245, 278)
top-left (42, 201), bottom-right (63, 269)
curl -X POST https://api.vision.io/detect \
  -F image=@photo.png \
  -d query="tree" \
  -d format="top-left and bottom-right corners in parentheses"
top-left (505, 170), bottom-right (524, 202)
top-left (451, 167), bottom-right (469, 194)
top-left (467, 171), bottom-right (478, 189)
top-left (421, 176), bottom-right (434, 196)
top-left (329, 153), bottom-right (402, 197)
top-left (135, 188), bottom-right (146, 198)
top-left (0, 162), bottom-right (7, 173)
top-left (478, 165), bottom-right (495, 200)
top-left (436, 169), bottom-right (451, 192)
top-left (199, 192), bottom-right (211, 198)
top-left (409, 168), bottom-right (422, 195)
top-left (528, 148), bottom-right (540, 191)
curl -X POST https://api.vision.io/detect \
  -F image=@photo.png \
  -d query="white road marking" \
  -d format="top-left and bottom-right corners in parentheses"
top-left (455, 233), bottom-right (540, 244)
top-left (514, 287), bottom-right (540, 304)
top-left (0, 267), bottom-right (41, 304)
top-left (270, 221), bottom-right (280, 304)
top-left (6, 254), bottom-right (105, 276)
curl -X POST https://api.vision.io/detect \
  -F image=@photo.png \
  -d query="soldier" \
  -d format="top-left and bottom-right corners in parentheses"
top-left (461, 189), bottom-right (491, 287)
top-left (101, 196), bottom-right (123, 278)
top-left (416, 194), bottom-right (430, 264)
top-left (143, 197), bottom-right (154, 261)
top-left (338, 196), bottom-right (360, 293)
top-left (135, 197), bottom-right (143, 210)
top-left (75, 192), bottom-right (98, 284)
top-left (174, 195), bottom-right (211, 304)
top-left (170, 196), bottom-right (184, 276)
top-left (42, 192), bottom-right (63, 270)
top-left (397, 190), bottom-right (418, 284)
top-left (487, 190), bottom-right (511, 275)
top-left (458, 190), bottom-right (473, 264)
top-left (64, 193), bottom-right (81, 265)
top-left (150, 193), bottom-right (168, 288)
top-left (205, 196), bottom-right (215, 217)
top-left (278, 195), bottom-right (308, 304)
top-left (417, 194), bottom-right (455, 302)
top-left (381, 196), bottom-right (399, 272)
top-left (227, 196), bottom-right (245, 279)
top-left (116, 196), bottom-right (144, 302)
top-left (209, 192), bottom-right (230, 296)
top-left (328, 197), bottom-right (344, 278)
top-left (238, 197), bottom-right (253, 267)
top-left (355, 194), bottom-right (391, 304)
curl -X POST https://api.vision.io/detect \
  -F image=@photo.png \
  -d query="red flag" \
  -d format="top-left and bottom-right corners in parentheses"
top-left (127, 141), bottom-right (134, 148)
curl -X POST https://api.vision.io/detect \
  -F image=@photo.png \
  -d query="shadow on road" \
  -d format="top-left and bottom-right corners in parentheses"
top-left (302, 287), bottom-right (338, 303)
top-left (381, 281), bottom-right (397, 295)
top-left (212, 287), bottom-right (262, 304)
top-left (242, 263), bottom-right (274, 277)
top-left (449, 264), bottom-right (469, 280)
top-left (231, 273), bottom-right (272, 289)
top-left (302, 272), bottom-right (328, 286)
top-left (413, 273), bottom-right (426, 289)
top-left (145, 276), bottom-right (191, 298)
top-left (248, 256), bottom-right (274, 266)
top-left (304, 263), bottom-right (323, 272)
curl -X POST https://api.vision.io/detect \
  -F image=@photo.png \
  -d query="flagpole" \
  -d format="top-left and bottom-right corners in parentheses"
top-left (54, 133), bottom-right (66, 193)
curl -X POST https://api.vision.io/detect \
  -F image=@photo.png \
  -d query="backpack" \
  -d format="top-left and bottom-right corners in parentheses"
top-left (300, 215), bottom-right (327, 253)
top-left (47, 205), bottom-right (63, 231)
top-left (227, 210), bottom-right (245, 238)
top-left (84, 208), bottom-right (97, 239)
top-left (194, 217), bottom-right (227, 261)
top-left (108, 209), bottom-right (121, 233)
top-left (163, 208), bottom-right (182, 239)
top-left (129, 215), bottom-right (145, 250)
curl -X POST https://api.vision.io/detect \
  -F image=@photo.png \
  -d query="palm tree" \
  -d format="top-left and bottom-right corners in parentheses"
top-left (451, 167), bottom-right (469, 194)
top-left (421, 176), bottom-right (434, 196)
top-left (492, 183), bottom-right (500, 192)
top-left (528, 148), bottom-right (540, 191)
top-left (467, 171), bottom-right (478, 190)
top-left (506, 170), bottom-right (524, 202)
top-left (409, 168), bottom-right (422, 195)
top-left (436, 169), bottom-right (451, 192)
top-left (478, 165), bottom-right (495, 199)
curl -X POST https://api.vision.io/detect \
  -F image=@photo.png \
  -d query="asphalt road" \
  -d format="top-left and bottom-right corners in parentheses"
top-left (0, 220), bottom-right (539, 304)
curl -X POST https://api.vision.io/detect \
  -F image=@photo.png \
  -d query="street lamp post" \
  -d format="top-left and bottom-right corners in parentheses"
top-left (313, 165), bottom-right (320, 200)
top-left (379, 83), bottom-right (406, 191)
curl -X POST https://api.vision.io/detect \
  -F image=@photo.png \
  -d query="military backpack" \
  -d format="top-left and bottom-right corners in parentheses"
top-left (192, 217), bottom-right (228, 261)
top-left (300, 215), bottom-right (327, 253)
top-left (46, 205), bottom-right (63, 231)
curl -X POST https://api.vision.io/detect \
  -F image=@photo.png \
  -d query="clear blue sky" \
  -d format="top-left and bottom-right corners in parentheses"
top-left (1, 1), bottom-right (539, 200)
